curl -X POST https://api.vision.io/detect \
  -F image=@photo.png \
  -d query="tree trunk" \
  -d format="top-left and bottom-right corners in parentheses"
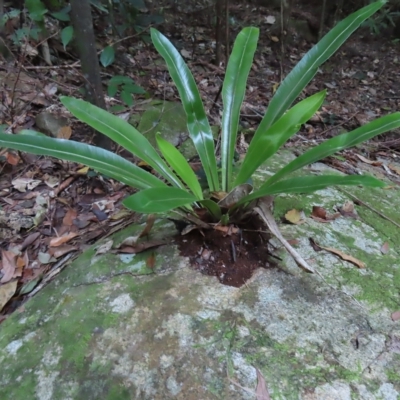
top-left (70, 0), bottom-right (112, 150)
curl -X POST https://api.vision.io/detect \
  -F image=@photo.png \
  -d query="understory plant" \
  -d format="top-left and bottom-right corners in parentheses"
top-left (0, 1), bottom-right (398, 235)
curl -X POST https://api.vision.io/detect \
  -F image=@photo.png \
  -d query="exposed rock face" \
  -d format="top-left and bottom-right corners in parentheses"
top-left (1, 103), bottom-right (400, 398)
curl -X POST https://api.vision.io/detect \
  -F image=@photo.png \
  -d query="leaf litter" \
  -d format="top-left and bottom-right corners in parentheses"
top-left (1, 0), bottom-right (400, 322)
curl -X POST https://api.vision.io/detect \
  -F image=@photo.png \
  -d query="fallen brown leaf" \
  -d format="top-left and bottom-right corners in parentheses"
top-left (139, 214), bottom-right (156, 238)
top-left (310, 239), bottom-right (365, 268)
top-left (284, 209), bottom-right (303, 224)
top-left (388, 164), bottom-right (400, 175)
top-left (146, 253), bottom-right (156, 269)
top-left (355, 154), bottom-right (382, 166)
top-left (339, 200), bottom-right (358, 219)
top-left (380, 242), bottom-right (390, 255)
top-left (63, 209), bottom-right (78, 226)
top-left (391, 311), bottom-right (400, 321)
top-left (21, 232), bottom-right (40, 250)
top-left (0, 280), bottom-right (18, 311)
top-left (48, 245), bottom-right (77, 259)
top-left (256, 369), bottom-right (271, 400)
top-left (1, 250), bottom-right (17, 283)
top-left (50, 232), bottom-right (78, 247)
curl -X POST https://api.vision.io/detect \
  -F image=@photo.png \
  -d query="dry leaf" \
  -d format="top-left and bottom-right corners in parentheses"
top-left (355, 154), bottom-right (382, 166)
top-left (6, 152), bottom-right (20, 165)
top-left (312, 206), bottom-right (327, 219)
top-left (139, 214), bottom-right (156, 238)
top-left (1, 250), bottom-right (17, 283)
top-left (21, 232), bottom-right (39, 250)
top-left (95, 240), bottom-right (114, 255)
top-left (49, 232), bottom-right (78, 247)
top-left (63, 209), bottom-right (78, 226)
top-left (391, 311), bottom-right (400, 321)
top-left (311, 206), bottom-right (340, 222)
top-left (146, 253), bottom-right (156, 269)
top-left (57, 126), bottom-right (72, 139)
top-left (12, 177), bottom-right (41, 192)
top-left (284, 209), bottom-right (303, 224)
top-left (380, 242), bottom-right (390, 254)
top-left (310, 240), bottom-right (365, 268)
top-left (256, 369), bottom-right (271, 400)
top-left (48, 245), bottom-right (77, 258)
top-left (388, 164), bottom-right (400, 175)
top-left (0, 280), bottom-right (18, 311)
top-left (339, 200), bottom-right (358, 219)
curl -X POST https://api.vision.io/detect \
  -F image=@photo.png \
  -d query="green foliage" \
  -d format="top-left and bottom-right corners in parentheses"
top-left (100, 45), bottom-right (115, 67)
top-left (107, 76), bottom-right (146, 108)
top-left (362, 3), bottom-right (400, 35)
top-left (0, 1), bottom-right (398, 224)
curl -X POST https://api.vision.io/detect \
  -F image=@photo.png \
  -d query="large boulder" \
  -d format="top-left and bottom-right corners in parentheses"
top-left (1, 154), bottom-right (400, 399)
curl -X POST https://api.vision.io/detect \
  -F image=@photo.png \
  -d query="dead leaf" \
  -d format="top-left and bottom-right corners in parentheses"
top-left (139, 214), bottom-right (155, 238)
top-left (118, 239), bottom-right (166, 254)
top-left (312, 206), bottom-right (326, 219)
top-left (355, 154), bottom-right (382, 166)
top-left (214, 225), bottom-right (239, 235)
top-left (391, 311), bottom-right (400, 321)
top-left (256, 369), bottom-right (271, 400)
top-left (255, 198), bottom-right (315, 273)
top-left (6, 151), bottom-right (20, 165)
top-left (1, 250), bottom-right (17, 283)
top-left (180, 48), bottom-right (191, 58)
top-left (284, 209), bottom-right (304, 224)
top-left (76, 166), bottom-right (89, 174)
top-left (19, 275), bottom-right (43, 295)
top-left (310, 239), bottom-right (365, 268)
top-left (48, 245), bottom-right (77, 259)
top-left (110, 209), bottom-right (131, 220)
top-left (0, 280), bottom-right (18, 311)
top-left (270, 35), bottom-right (279, 42)
top-left (339, 200), bottom-right (358, 219)
top-left (21, 232), bottom-right (40, 250)
top-left (311, 206), bottom-right (341, 222)
top-left (388, 164), bottom-right (400, 175)
top-left (63, 209), bottom-right (78, 226)
top-left (380, 242), bottom-right (389, 254)
top-left (95, 240), bottom-right (114, 255)
top-left (146, 253), bottom-right (156, 269)
top-left (12, 177), bottom-right (41, 192)
top-left (120, 236), bottom-right (139, 247)
top-left (57, 126), bottom-right (72, 139)
top-left (49, 232), bottom-right (78, 247)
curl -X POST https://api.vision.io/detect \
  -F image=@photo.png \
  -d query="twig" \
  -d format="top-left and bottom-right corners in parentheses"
top-left (337, 188), bottom-right (400, 229)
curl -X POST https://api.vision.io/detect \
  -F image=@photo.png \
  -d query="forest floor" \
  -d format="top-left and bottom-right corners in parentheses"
top-left (0, 0), bottom-right (400, 321)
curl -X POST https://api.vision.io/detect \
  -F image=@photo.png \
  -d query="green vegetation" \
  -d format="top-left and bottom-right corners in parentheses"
top-left (0, 1), bottom-right (398, 226)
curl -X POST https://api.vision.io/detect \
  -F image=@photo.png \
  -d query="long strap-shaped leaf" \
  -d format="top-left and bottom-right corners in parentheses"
top-left (150, 28), bottom-right (220, 191)
top-left (221, 27), bottom-right (259, 191)
top-left (156, 133), bottom-right (203, 199)
top-left (239, 175), bottom-right (386, 204)
top-left (248, 1), bottom-right (384, 153)
top-left (61, 97), bottom-right (183, 189)
top-left (263, 112), bottom-right (400, 188)
top-left (123, 187), bottom-right (197, 213)
top-left (235, 90), bottom-right (326, 186)
top-left (0, 133), bottom-right (166, 190)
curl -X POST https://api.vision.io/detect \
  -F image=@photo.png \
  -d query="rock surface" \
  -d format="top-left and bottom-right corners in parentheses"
top-left (1, 104), bottom-right (400, 399)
